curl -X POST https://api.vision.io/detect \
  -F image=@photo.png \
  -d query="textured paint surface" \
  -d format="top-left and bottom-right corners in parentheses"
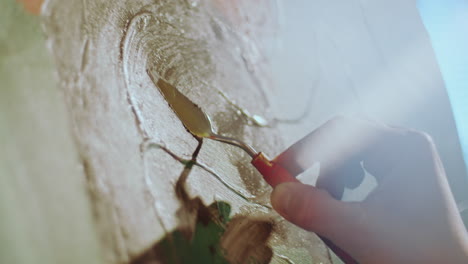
top-left (41, 0), bottom-right (330, 263)
top-left (3, 0), bottom-right (466, 263)
top-left (41, 0), bottom-right (467, 263)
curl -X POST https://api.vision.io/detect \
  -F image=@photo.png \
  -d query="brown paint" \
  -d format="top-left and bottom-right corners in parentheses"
top-left (130, 200), bottom-right (274, 264)
top-left (17, 0), bottom-right (44, 15)
top-left (221, 216), bottom-right (274, 264)
top-left (131, 161), bottom-right (274, 264)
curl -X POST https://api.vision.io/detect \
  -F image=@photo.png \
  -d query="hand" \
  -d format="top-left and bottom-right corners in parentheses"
top-left (271, 116), bottom-right (468, 264)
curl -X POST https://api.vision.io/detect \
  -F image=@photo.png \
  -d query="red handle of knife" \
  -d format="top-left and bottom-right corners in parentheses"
top-left (251, 152), bottom-right (299, 187)
top-left (251, 152), bottom-right (359, 264)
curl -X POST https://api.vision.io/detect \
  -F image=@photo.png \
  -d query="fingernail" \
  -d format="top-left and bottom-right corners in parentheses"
top-left (271, 182), bottom-right (297, 216)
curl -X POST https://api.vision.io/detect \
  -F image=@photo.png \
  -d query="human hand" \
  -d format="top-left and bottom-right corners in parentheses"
top-left (271, 116), bottom-right (468, 264)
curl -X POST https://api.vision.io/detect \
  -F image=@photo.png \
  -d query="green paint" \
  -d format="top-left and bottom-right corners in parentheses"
top-left (156, 202), bottom-right (232, 264)
top-left (216, 201), bottom-right (232, 225)
top-left (160, 221), bottom-right (229, 264)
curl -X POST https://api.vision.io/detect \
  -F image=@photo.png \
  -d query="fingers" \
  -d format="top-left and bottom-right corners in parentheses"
top-left (274, 116), bottom-right (416, 194)
top-left (362, 129), bottom-right (435, 180)
top-left (271, 182), bottom-right (365, 240)
top-left (275, 116), bottom-right (389, 173)
top-left (317, 160), bottom-right (366, 199)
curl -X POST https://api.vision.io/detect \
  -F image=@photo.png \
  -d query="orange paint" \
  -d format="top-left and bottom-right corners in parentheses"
top-left (17, 0), bottom-right (44, 15)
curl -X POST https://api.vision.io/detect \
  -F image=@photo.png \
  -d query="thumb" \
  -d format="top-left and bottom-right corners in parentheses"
top-left (271, 182), bottom-right (365, 241)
